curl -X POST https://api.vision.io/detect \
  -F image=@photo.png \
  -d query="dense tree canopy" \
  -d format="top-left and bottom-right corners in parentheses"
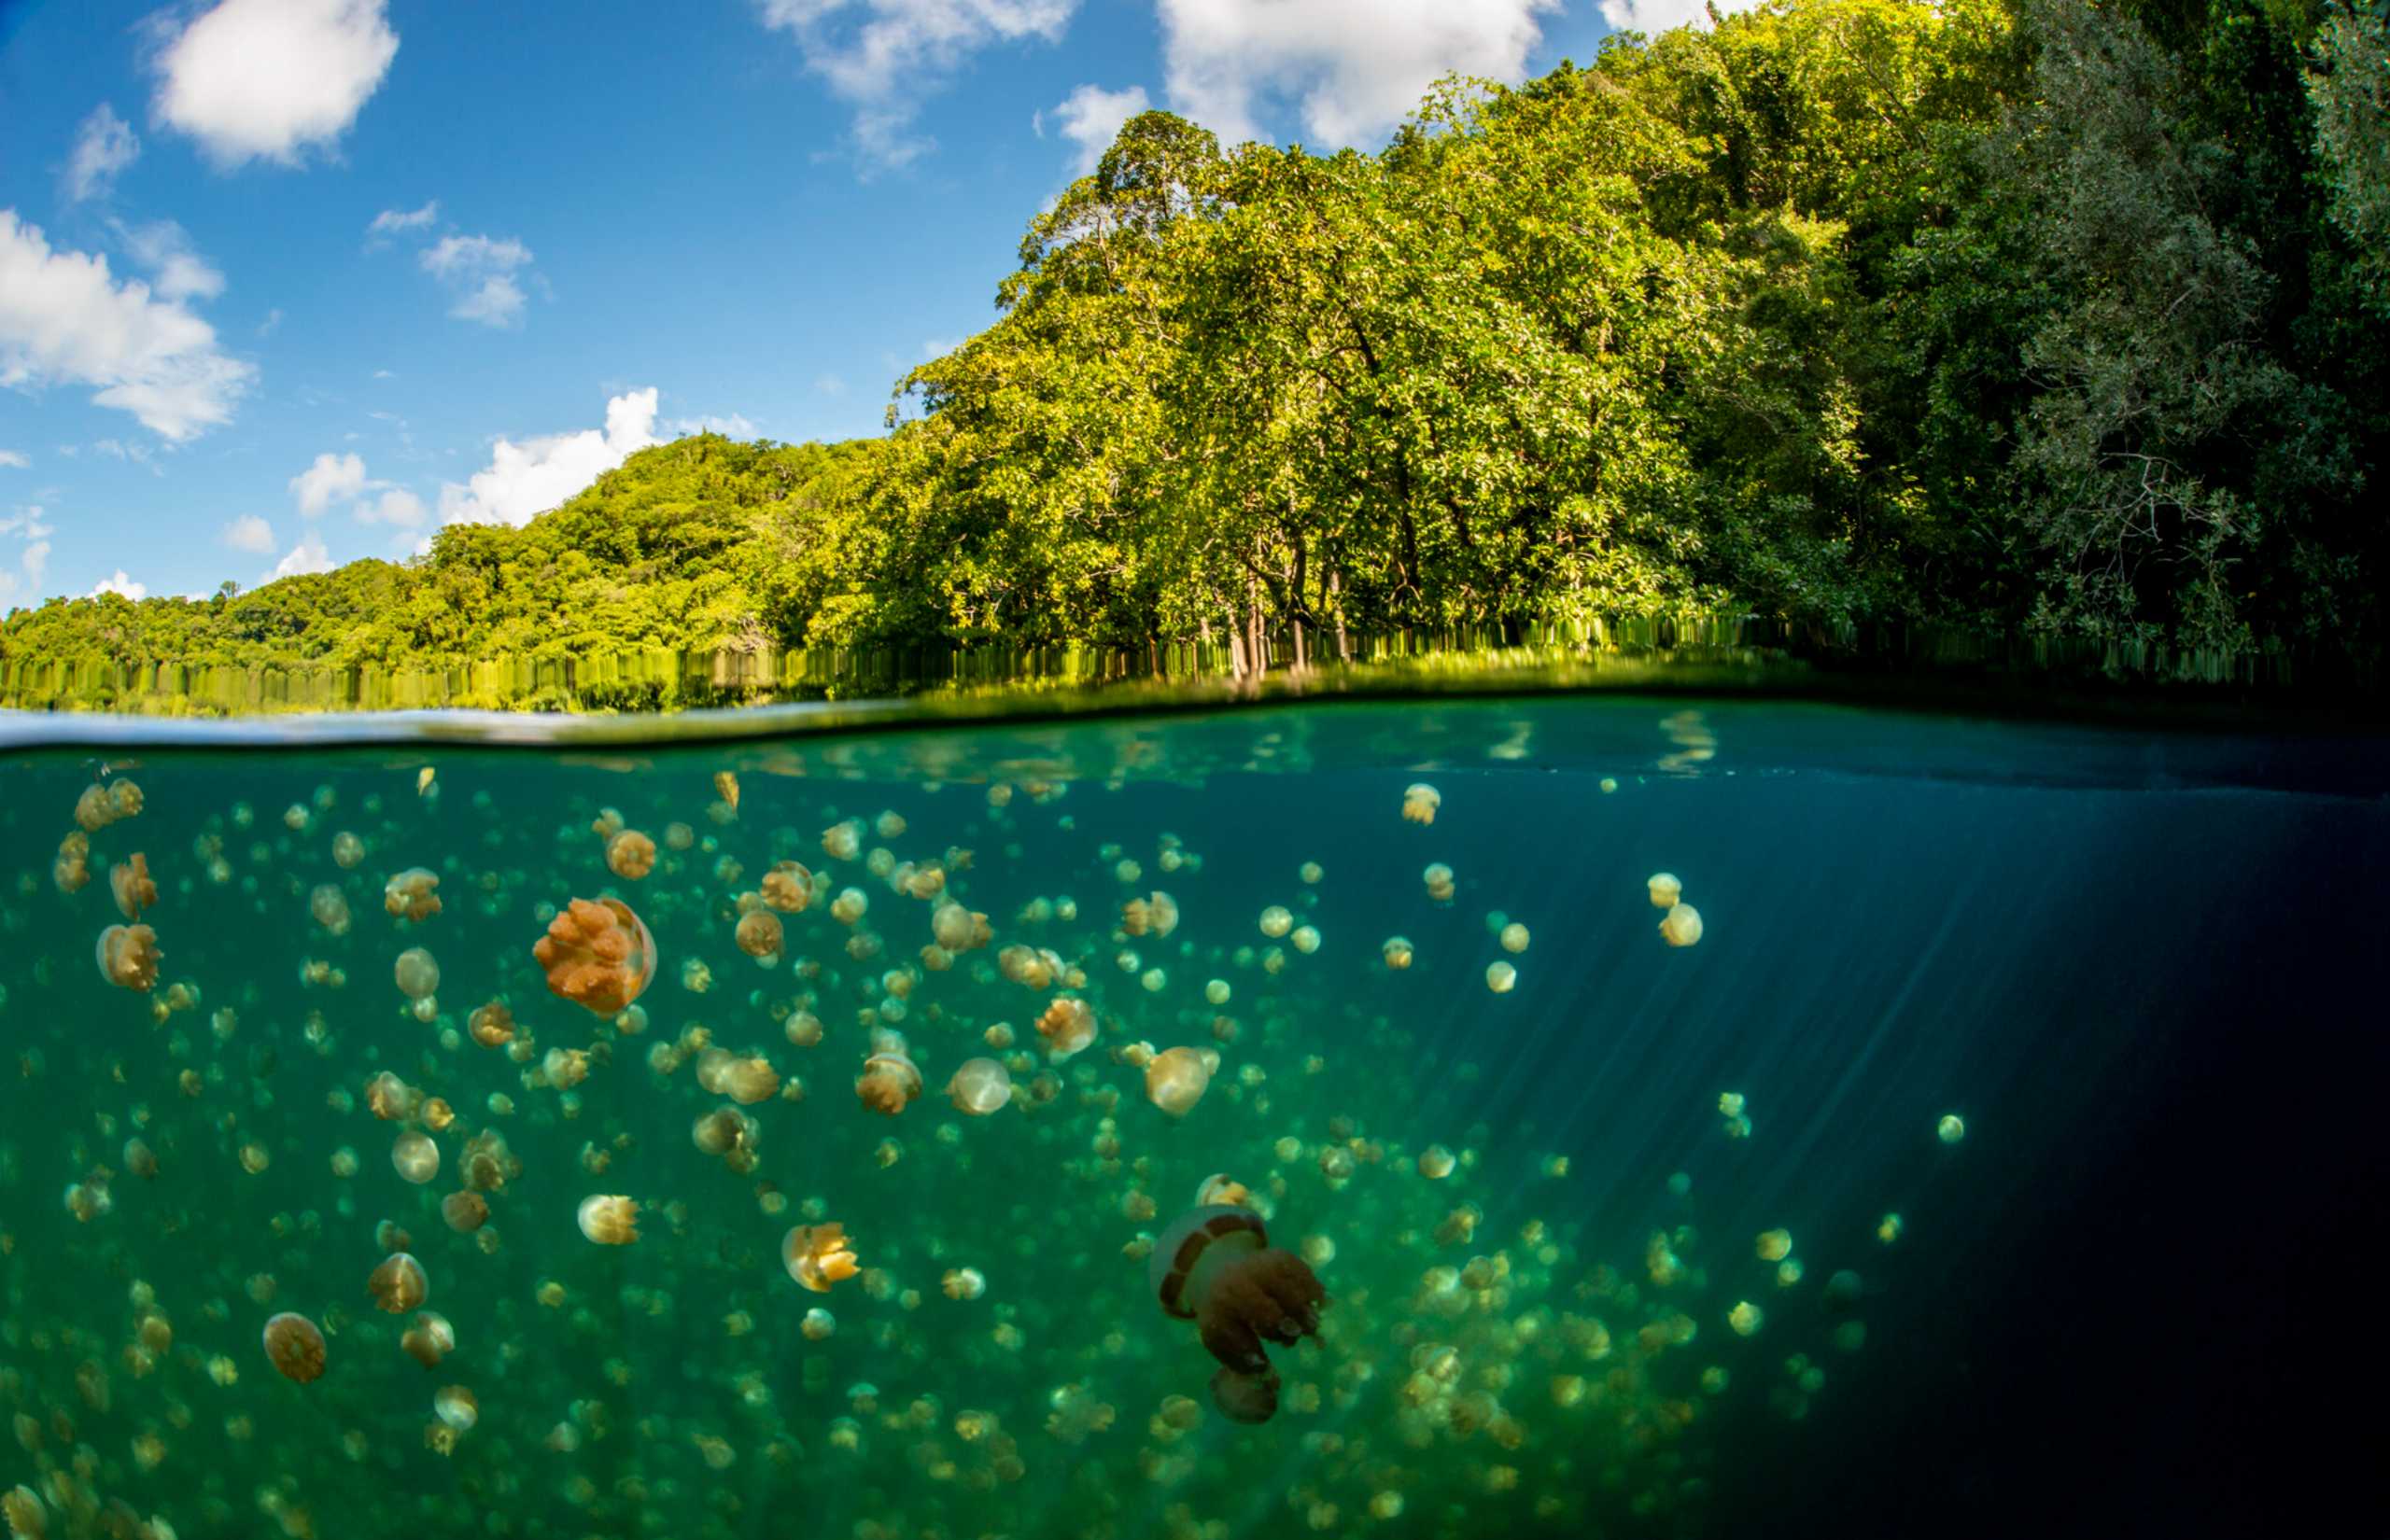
top-left (7, 0), bottom-right (2383, 697)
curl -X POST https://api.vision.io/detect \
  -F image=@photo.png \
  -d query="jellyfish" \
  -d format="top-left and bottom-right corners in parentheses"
top-left (942, 1267), bottom-right (988, 1301)
top-left (713, 769), bottom-right (741, 811)
top-left (1258, 905), bottom-right (1293, 939)
top-left (385, 869), bottom-right (442, 921)
top-left (577, 1195), bottom-right (640, 1245)
top-left (1498, 922), bottom-right (1529, 955)
top-left (1659, 903), bottom-right (1703, 947)
top-left (309, 883), bottom-right (352, 935)
top-left (402, 1312), bottom-right (456, 1369)
top-left (1484, 961), bottom-right (1517, 994)
top-left (109, 854), bottom-right (156, 920)
top-left (947, 1058), bottom-right (1013, 1115)
top-left (783, 1223), bottom-right (861, 1293)
top-left (261, 1313), bottom-right (327, 1384)
top-left (1036, 996), bottom-right (1097, 1060)
top-left (1211, 1366), bottom-right (1280, 1424)
top-left (433, 1385), bottom-right (478, 1433)
top-left (1423, 863), bottom-right (1455, 903)
top-left (1937, 1113), bottom-right (1966, 1144)
top-left (392, 1131), bottom-right (440, 1184)
top-left (1195, 1173), bottom-right (1250, 1207)
top-left (1401, 783), bottom-right (1441, 825)
top-left (1647, 873), bottom-right (1682, 909)
top-left (53, 831), bottom-right (91, 893)
top-left (735, 909), bottom-right (784, 962)
top-left (441, 1192), bottom-right (489, 1233)
top-left (605, 830), bottom-right (656, 880)
top-left (856, 1050), bottom-right (922, 1115)
top-left (394, 947), bottom-right (441, 1001)
top-left (761, 861), bottom-right (814, 913)
top-left (467, 1001), bottom-right (514, 1049)
top-left (1150, 1205), bottom-right (1327, 1422)
top-left (368, 1253), bottom-right (429, 1313)
top-left (1756, 1228), bottom-right (1792, 1262)
top-left (722, 1056), bottom-right (780, 1104)
top-left (95, 924), bottom-right (162, 992)
top-left (931, 899), bottom-right (992, 953)
top-left (822, 820), bottom-right (864, 861)
top-left (534, 897), bottom-right (657, 1015)
top-left (1418, 1145), bottom-right (1456, 1180)
top-left (1146, 1048), bottom-right (1212, 1117)
top-left (1382, 936), bottom-right (1414, 970)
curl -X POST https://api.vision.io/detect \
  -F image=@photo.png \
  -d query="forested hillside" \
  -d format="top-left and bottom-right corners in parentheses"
top-left (7, 0), bottom-right (2384, 685)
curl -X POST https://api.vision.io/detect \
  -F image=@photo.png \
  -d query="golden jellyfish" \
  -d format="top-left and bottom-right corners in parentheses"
top-left (53, 830), bottom-right (91, 892)
top-left (366, 1071), bottom-right (416, 1121)
top-left (713, 770), bottom-right (740, 811)
top-left (534, 897), bottom-right (657, 1015)
top-left (1499, 922), bottom-right (1530, 954)
top-left (942, 1267), bottom-right (987, 1301)
top-left (467, 1001), bottom-right (513, 1049)
top-left (1485, 961), bottom-right (1517, 994)
top-left (577, 1195), bottom-right (640, 1245)
top-left (822, 820), bottom-right (863, 861)
top-left (385, 869), bottom-right (442, 921)
top-left (402, 1312), bottom-right (456, 1369)
top-left (783, 1223), bottom-right (861, 1293)
top-left (856, 1051), bottom-right (922, 1115)
top-left (1212, 1366), bottom-right (1281, 1424)
top-left (95, 924), bottom-right (162, 992)
top-left (1423, 863), bottom-right (1455, 903)
top-left (394, 947), bottom-right (441, 1001)
top-left (1647, 872), bottom-right (1683, 909)
top-left (433, 1385), bottom-right (478, 1433)
top-left (723, 1056), bottom-right (780, 1104)
top-left (309, 884), bottom-right (352, 935)
top-left (801, 1308), bottom-right (836, 1341)
top-left (109, 853), bottom-right (156, 920)
top-left (1756, 1228), bottom-right (1792, 1262)
top-left (931, 899), bottom-right (992, 953)
top-left (735, 909), bottom-right (783, 961)
top-left (1728, 1301), bottom-right (1764, 1337)
top-left (392, 1131), bottom-right (440, 1184)
top-left (1149, 1205), bottom-right (1327, 1424)
top-left (604, 830), bottom-right (656, 880)
top-left (760, 861), bottom-right (813, 913)
top-left (1036, 995), bottom-right (1097, 1059)
top-left (441, 1192), bottom-right (488, 1233)
top-left (261, 1313), bottom-right (327, 1384)
top-left (947, 1058), bottom-right (1012, 1115)
top-left (1258, 905), bottom-right (1293, 939)
top-left (1659, 903), bottom-right (1704, 947)
top-left (1290, 924), bottom-right (1320, 955)
top-left (1382, 935), bottom-right (1414, 970)
top-left (368, 1253), bottom-right (429, 1313)
top-left (1400, 783), bottom-right (1441, 824)
top-left (1418, 1144), bottom-right (1456, 1180)
top-left (1195, 1173), bottom-right (1250, 1207)
top-left (1146, 1048), bottom-right (1212, 1117)
top-left (1938, 1113), bottom-right (1966, 1144)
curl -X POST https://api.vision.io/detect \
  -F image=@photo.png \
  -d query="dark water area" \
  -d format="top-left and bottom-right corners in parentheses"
top-left (0, 695), bottom-right (2381, 1540)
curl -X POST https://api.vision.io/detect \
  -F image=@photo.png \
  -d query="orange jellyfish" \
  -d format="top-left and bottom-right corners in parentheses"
top-left (385, 868), bottom-right (442, 921)
top-left (604, 830), bottom-right (656, 880)
top-left (735, 909), bottom-right (783, 961)
top-left (1195, 1173), bottom-right (1250, 1207)
top-left (856, 1050), bottom-right (922, 1115)
top-left (95, 924), bottom-right (162, 992)
top-left (467, 1001), bottom-right (514, 1049)
top-left (1146, 1048), bottom-right (1212, 1117)
top-left (533, 897), bottom-right (657, 1015)
top-left (261, 1313), bottom-right (327, 1384)
top-left (109, 853), bottom-right (156, 920)
top-left (782, 1223), bottom-right (861, 1292)
top-left (401, 1312), bottom-right (455, 1369)
top-left (760, 861), bottom-right (813, 913)
top-left (1401, 783), bottom-right (1441, 825)
top-left (576, 1195), bottom-right (640, 1245)
top-left (1150, 1205), bottom-right (1326, 1423)
top-left (368, 1253), bottom-right (429, 1313)
top-left (1036, 996), bottom-right (1097, 1060)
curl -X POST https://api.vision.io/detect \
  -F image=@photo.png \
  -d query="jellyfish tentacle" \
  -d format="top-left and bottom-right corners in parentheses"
top-left (1197, 1303), bottom-right (1270, 1376)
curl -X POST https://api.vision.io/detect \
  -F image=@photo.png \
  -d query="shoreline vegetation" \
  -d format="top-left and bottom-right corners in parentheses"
top-left (4, 0), bottom-right (2384, 715)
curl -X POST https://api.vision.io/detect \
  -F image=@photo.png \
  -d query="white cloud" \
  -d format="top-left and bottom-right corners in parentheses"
top-left (93, 438), bottom-right (156, 465)
top-left (758, 0), bottom-right (1079, 170)
top-left (0, 506), bottom-right (50, 539)
top-left (813, 372), bottom-right (848, 396)
top-left (358, 488), bottom-right (426, 526)
top-left (221, 512), bottom-right (276, 552)
top-left (114, 219), bottom-right (227, 302)
top-left (1598, 0), bottom-right (1743, 33)
top-left (64, 105), bottom-right (141, 203)
top-left (366, 200), bottom-right (438, 239)
top-left (258, 308), bottom-right (284, 335)
top-left (439, 387), bottom-right (660, 527)
top-left (668, 413), bottom-right (759, 439)
top-left (1052, 83), bottom-right (1149, 174)
top-left (149, 0), bottom-right (401, 169)
top-left (266, 531), bottom-right (335, 581)
top-left (23, 540), bottom-right (52, 588)
top-left (0, 211), bottom-right (254, 441)
top-left (289, 451), bottom-right (367, 515)
top-left (1157, 0), bottom-right (1557, 148)
top-left (0, 451), bottom-right (26, 469)
top-left (419, 234), bottom-right (534, 327)
top-left (91, 569), bottom-right (148, 600)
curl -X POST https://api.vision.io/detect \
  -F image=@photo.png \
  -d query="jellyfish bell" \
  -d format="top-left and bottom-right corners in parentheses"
top-left (109, 854), bottom-right (156, 920)
top-left (1647, 873), bottom-right (1683, 909)
top-left (534, 897), bottom-right (657, 1016)
top-left (1194, 1174), bottom-right (1250, 1207)
top-left (735, 909), bottom-right (784, 961)
top-left (1659, 903), bottom-right (1703, 947)
top-left (1146, 1048), bottom-right (1211, 1117)
top-left (947, 1058), bottom-right (1012, 1115)
top-left (261, 1313), bottom-right (327, 1384)
top-left (1035, 996), bottom-right (1097, 1060)
top-left (577, 1195), bottom-right (640, 1245)
top-left (392, 1131), bottom-right (440, 1184)
top-left (394, 947), bottom-right (441, 1001)
top-left (604, 830), bottom-right (656, 880)
top-left (856, 1051), bottom-right (922, 1115)
top-left (1210, 1365), bottom-right (1280, 1424)
top-left (1149, 1205), bottom-right (1327, 1381)
top-left (96, 924), bottom-right (162, 992)
top-left (385, 869), bottom-right (442, 922)
top-left (368, 1253), bottom-right (429, 1314)
top-left (783, 1224), bottom-right (861, 1293)
top-left (1400, 784), bottom-right (1441, 825)
top-left (761, 861), bottom-right (814, 913)
top-left (401, 1312), bottom-right (456, 1369)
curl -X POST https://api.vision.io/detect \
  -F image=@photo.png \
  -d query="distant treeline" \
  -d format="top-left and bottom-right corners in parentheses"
top-left (5, 0), bottom-right (2384, 699)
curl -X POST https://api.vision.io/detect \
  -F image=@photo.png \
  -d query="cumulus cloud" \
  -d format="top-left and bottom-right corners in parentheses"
top-left (1598, 0), bottom-right (1745, 33)
top-left (668, 413), bottom-right (759, 439)
top-left (149, 0), bottom-right (401, 169)
top-left (0, 451), bottom-right (26, 469)
top-left (1052, 83), bottom-right (1149, 174)
top-left (289, 451), bottom-right (367, 515)
top-left (358, 488), bottom-right (426, 526)
top-left (439, 388), bottom-right (660, 527)
top-left (419, 233), bottom-right (535, 327)
top-left (221, 512), bottom-right (276, 552)
top-left (266, 531), bottom-right (334, 581)
top-left (758, 0), bottom-right (1079, 170)
top-left (366, 200), bottom-right (438, 240)
top-left (1157, 0), bottom-right (1557, 148)
top-left (91, 569), bottom-right (148, 600)
top-left (64, 105), bottom-right (141, 203)
top-left (0, 211), bottom-right (254, 441)
top-left (114, 219), bottom-right (227, 302)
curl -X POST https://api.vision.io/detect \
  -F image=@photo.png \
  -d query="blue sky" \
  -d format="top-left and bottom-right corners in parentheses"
top-left (0, 0), bottom-right (1691, 610)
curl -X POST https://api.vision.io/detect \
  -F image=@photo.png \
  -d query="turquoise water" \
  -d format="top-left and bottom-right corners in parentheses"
top-left (0, 696), bottom-right (2381, 1540)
